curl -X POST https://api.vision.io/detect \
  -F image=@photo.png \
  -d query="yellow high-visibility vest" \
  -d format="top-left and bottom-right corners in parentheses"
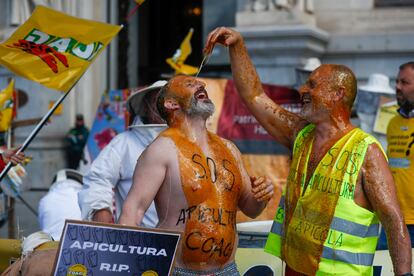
top-left (265, 125), bottom-right (383, 275)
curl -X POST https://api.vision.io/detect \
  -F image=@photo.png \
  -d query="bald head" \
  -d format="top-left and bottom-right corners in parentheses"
top-left (313, 64), bottom-right (357, 111)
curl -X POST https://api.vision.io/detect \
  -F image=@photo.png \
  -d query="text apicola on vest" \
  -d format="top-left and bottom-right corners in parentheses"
top-left (293, 219), bottom-right (344, 247)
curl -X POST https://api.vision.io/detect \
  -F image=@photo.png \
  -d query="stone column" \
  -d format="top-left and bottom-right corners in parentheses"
top-left (233, 0), bottom-right (329, 86)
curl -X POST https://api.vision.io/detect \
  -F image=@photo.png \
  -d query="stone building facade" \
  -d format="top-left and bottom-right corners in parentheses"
top-left (205, 0), bottom-right (414, 86)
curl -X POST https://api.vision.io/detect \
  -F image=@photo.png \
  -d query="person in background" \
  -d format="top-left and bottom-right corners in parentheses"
top-left (0, 147), bottom-right (25, 170)
top-left (38, 169), bottom-right (83, 240)
top-left (78, 81), bottom-right (167, 226)
top-left (65, 114), bottom-right (89, 169)
top-left (204, 27), bottom-right (411, 275)
top-left (294, 57), bottom-right (322, 90)
top-left (356, 73), bottom-right (395, 149)
top-left (0, 147), bottom-right (26, 227)
top-left (381, 61), bottom-right (414, 250)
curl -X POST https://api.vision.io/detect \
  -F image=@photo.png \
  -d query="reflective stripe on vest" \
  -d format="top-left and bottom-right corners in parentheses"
top-left (270, 213), bottom-right (380, 238)
top-left (270, 195), bottom-right (285, 235)
top-left (270, 220), bottom-right (283, 236)
top-left (321, 246), bottom-right (374, 266)
top-left (265, 195), bottom-right (285, 257)
top-left (267, 215), bottom-right (379, 265)
top-left (330, 216), bottom-right (379, 238)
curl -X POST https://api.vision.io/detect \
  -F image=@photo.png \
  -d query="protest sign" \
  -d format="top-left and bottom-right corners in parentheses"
top-left (53, 220), bottom-right (181, 276)
top-left (373, 98), bottom-right (398, 134)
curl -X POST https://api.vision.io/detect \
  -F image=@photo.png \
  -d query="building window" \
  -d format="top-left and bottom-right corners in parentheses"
top-left (375, 0), bottom-right (414, 7)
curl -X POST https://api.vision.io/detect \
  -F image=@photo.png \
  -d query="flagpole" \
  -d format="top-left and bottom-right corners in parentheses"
top-left (17, 195), bottom-right (38, 216)
top-left (0, 84), bottom-right (75, 182)
top-left (0, 24), bottom-right (124, 182)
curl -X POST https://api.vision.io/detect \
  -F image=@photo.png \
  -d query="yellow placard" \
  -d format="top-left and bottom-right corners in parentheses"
top-left (373, 98), bottom-right (398, 134)
top-left (0, 6), bottom-right (121, 92)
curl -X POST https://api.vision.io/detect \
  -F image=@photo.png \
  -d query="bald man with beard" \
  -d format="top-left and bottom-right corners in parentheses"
top-left (119, 75), bottom-right (274, 276)
top-left (204, 27), bottom-right (411, 275)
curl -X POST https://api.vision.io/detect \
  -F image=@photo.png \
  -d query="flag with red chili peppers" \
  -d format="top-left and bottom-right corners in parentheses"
top-left (0, 6), bottom-right (121, 92)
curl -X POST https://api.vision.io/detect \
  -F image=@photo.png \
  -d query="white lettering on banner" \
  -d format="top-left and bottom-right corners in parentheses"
top-left (99, 243), bottom-right (108, 251)
top-left (70, 241), bottom-right (81, 249)
top-left (69, 241), bottom-right (168, 256)
top-left (147, 248), bottom-right (157, 256)
top-left (157, 249), bottom-right (167, 256)
top-left (254, 125), bottom-right (268, 135)
top-left (233, 115), bottom-right (257, 124)
top-left (83, 241), bottom-right (93, 249)
top-left (100, 263), bottom-right (129, 272)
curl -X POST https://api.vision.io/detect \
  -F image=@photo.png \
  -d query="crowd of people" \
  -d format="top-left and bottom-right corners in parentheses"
top-left (2, 27), bottom-right (414, 276)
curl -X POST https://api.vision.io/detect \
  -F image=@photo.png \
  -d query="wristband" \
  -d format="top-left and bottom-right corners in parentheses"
top-left (399, 273), bottom-right (413, 276)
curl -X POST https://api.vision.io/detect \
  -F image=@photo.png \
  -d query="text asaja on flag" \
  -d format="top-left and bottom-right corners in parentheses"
top-left (24, 28), bottom-right (103, 61)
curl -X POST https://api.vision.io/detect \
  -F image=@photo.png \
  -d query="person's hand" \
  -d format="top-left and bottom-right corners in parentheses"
top-left (251, 176), bottom-right (274, 202)
top-left (2, 147), bottom-right (25, 166)
top-left (204, 27), bottom-right (243, 55)
top-left (92, 209), bottom-right (114, 224)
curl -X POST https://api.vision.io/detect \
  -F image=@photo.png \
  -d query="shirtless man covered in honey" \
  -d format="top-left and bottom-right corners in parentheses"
top-left (119, 75), bottom-right (274, 276)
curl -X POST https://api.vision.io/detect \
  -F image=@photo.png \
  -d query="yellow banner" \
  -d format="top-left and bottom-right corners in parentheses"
top-left (0, 79), bottom-right (15, 131)
top-left (0, 6), bottom-right (121, 92)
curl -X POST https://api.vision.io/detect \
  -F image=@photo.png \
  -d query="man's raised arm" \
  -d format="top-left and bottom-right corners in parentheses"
top-left (119, 139), bottom-right (167, 226)
top-left (204, 27), bottom-right (307, 149)
top-left (363, 144), bottom-right (412, 274)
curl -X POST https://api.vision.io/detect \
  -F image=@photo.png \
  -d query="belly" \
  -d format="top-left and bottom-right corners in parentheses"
top-left (156, 212), bottom-right (238, 271)
top-left (178, 205), bottom-right (238, 270)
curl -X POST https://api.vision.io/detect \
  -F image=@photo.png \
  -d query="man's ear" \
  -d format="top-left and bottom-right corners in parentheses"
top-left (164, 98), bottom-right (180, 111)
top-left (335, 86), bottom-right (345, 101)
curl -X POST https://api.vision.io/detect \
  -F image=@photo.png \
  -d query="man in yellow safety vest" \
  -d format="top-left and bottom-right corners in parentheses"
top-left (204, 27), bottom-right (412, 275)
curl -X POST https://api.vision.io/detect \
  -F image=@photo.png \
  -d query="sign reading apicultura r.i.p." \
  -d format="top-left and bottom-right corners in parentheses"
top-left (53, 220), bottom-right (181, 276)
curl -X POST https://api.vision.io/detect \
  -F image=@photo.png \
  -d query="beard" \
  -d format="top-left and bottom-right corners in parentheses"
top-left (299, 102), bottom-right (329, 123)
top-left (185, 97), bottom-right (215, 118)
top-left (397, 94), bottom-right (414, 112)
top-left (299, 103), bottom-right (313, 121)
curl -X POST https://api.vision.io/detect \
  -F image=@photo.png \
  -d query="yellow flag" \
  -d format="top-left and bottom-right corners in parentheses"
top-left (166, 28), bottom-right (198, 75)
top-left (135, 0), bottom-right (146, 5)
top-left (0, 79), bottom-right (15, 131)
top-left (0, 6), bottom-right (121, 92)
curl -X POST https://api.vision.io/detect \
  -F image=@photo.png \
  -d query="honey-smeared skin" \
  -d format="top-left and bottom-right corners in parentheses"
top-left (162, 128), bottom-right (241, 268)
top-left (203, 27), bottom-right (412, 274)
